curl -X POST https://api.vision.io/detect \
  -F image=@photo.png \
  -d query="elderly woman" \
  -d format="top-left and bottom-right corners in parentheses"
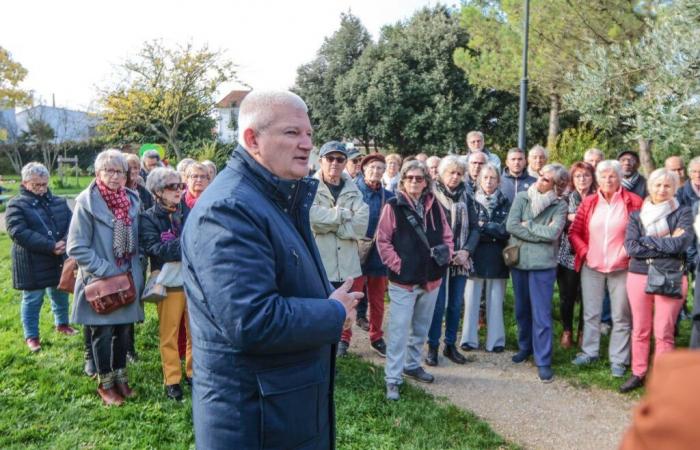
top-left (353, 154), bottom-right (395, 356)
top-left (556, 162), bottom-right (597, 349)
top-left (310, 141), bottom-right (369, 357)
top-left (140, 167), bottom-right (193, 401)
top-left (183, 162), bottom-right (211, 209)
top-left (377, 160), bottom-right (454, 401)
top-left (176, 158), bottom-right (196, 182)
top-left (569, 160), bottom-right (643, 377)
top-left (462, 163), bottom-right (511, 353)
top-left (506, 164), bottom-right (569, 382)
top-left (68, 149), bottom-right (144, 406)
top-left (425, 155), bottom-right (478, 366)
top-left (619, 169), bottom-right (694, 392)
top-left (6, 162), bottom-right (75, 353)
top-left (202, 160), bottom-right (218, 181)
top-left (382, 153), bottom-right (402, 192)
top-left (125, 153), bottom-right (154, 212)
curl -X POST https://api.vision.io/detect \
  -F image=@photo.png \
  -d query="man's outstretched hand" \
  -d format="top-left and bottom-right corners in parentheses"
top-left (330, 277), bottom-right (363, 330)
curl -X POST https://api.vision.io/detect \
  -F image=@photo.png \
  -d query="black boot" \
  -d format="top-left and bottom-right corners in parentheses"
top-left (424, 346), bottom-right (438, 366)
top-left (84, 327), bottom-right (96, 378)
top-left (443, 344), bottom-right (467, 365)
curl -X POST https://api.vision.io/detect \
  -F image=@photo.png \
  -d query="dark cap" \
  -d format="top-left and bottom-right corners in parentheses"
top-left (346, 147), bottom-right (362, 160)
top-left (617, 150), bottom-right (639, 161)
top-left (359, 153), bottom-right (386, 172)
top-left (319, 141), bottom-right (347, 158)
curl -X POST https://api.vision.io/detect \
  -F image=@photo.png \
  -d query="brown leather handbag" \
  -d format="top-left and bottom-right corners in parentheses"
top-left (57, 257), bottom-right (78, 293)
top-left (85, 272), bottom-right (136, 314)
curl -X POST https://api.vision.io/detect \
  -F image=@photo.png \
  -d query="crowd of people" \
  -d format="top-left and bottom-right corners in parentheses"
top-left (5, 89), bottom-right (700, 447)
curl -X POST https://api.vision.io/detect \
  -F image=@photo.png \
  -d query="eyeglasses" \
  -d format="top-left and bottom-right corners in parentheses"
top-left (404, 175), bottom-right (425, 183)
top-left (103, 169), bottom-right (125, 178)
top-left (29, 182), bottom-right (48, 188)
top-left (164, 182), bottom-right (186, 191)
top-left (188, 174), bottom-right (209, 180)
top-left (324, 155), bottom-right (347, 164)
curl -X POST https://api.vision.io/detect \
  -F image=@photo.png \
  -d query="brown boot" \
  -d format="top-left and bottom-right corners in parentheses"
top-left (114, 368), bottom-right (135, 399)
top-left (560, 331), bottom-right (573, 349)
top-left (97, 372), bottom-right (124, 406)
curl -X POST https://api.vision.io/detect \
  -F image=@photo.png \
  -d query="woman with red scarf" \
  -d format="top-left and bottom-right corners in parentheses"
top-left (67, 150), bottom-right (144, 406)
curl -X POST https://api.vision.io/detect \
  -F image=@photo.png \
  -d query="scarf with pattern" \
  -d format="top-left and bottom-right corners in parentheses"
top-left (621, 172), bottom-right (641, 191)
top-left (96, 179), bottom-right (135, 266)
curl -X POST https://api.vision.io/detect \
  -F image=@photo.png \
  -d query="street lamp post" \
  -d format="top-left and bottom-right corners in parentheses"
top-left (517, 0), bottom-right (530, 150)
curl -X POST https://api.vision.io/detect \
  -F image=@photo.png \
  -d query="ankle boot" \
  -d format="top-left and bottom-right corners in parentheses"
top-left (97, 373), bottom-right (124, 406)
top-left (443, 344), bottom-right (467, 364)
top-left (114, 368), bottom-right (135, 398)
top-left (424, 346), bottom-right (438, 366)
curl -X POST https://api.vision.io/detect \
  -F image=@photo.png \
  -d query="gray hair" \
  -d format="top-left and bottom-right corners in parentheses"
top-left (202, 160), bottom-right (217, 177)
top-left (467, 151), bottom-right (488, 163)
top-left (688, 156), bottom-right (700, 169)
top-left (237, 90), bottom-right (308, 148)
top-left (529, 144), bottom-right (548, 159)
top-left (124, 153), bottom-right (140, 166)
top-left (176, 158), bottom-right (196, 175)
top-left (646, 168), bottom-right (680, 195)
top-left (141, 150), bottom-right (162, 171)
top-left (584, 148), bottom-right (604, 160)
top-left (398, 160), bottom-right (431, 195)
top-left (466, 130), bottom-right (484, 141)
top-left (21, 162), bottom-right (49, 181)
top-left (541, 163), bottom-right (570, 196)
top-left (95, 149), bottom-right (128, 174)
top-left (146, 167), bottom-right (180, 195)
top-left (186, 162), bottom-right (209, 180)
top-left (426, 155), bottom-right (441, 167)
top-left (477, 163), bottom-right (501, 186)
top-left (595, 159), bottom-right (623, 181)
top-left (438, 155), bottom-right (466, 178)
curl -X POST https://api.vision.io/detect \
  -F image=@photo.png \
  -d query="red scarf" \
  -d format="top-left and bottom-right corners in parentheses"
top-left (96, 179), bottom-right (132, 225)
top-left (184, 190), bottom-right (200, 209)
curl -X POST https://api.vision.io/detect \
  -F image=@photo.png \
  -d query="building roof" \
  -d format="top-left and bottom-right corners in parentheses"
top-left (216, 90), bottom-right (251, 108)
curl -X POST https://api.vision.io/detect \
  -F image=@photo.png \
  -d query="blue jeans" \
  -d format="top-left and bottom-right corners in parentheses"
top-left (427, 274), bottom-right (467, 347)
top-left (511, 268), bottom-right (556, 367)
top-left (21, 287), bottom-right (69, 339)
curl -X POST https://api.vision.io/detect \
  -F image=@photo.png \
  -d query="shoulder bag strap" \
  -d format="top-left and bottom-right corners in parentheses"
top-left (401, 207), bottom-right (431, 252)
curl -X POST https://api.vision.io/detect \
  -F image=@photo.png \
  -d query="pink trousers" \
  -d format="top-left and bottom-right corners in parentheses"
top-left (627, 272), bottom-right (687, 378)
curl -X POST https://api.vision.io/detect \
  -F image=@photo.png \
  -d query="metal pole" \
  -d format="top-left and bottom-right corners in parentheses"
top-left (517, 0), bottom-right (530, 150)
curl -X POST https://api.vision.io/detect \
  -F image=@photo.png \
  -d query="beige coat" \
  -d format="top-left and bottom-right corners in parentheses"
top-left (311, 171), bottom-right (369, 282)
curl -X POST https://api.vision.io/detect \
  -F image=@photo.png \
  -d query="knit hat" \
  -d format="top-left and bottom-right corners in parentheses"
top-left (359, 153), bottom-right (386, 172)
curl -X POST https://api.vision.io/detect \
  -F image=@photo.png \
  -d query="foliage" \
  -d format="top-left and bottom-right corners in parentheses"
top-left (566, 0), bottom-right (700, 168)
top-left (0, 234), bottom-right (513, 449)
top-left (18, 119), bottom-right (60, 173)
top-left (454, 0), bottom-right (657, 148)
top-left (0, 47), bottom-right (31, 108)
top-left (295, 12), bottom-right (372, 145)
top-left (99, 40), bottom-right (237, 161)
top-left (182, 139), bottom-right (232, 170)
top-left (550, 125), bottom-right (612, 167)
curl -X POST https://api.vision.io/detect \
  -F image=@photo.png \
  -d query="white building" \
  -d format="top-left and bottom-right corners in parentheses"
top-left (214, 90), bottom-right (250, 144)
top-left (14, 105), bottom-right (99, 143)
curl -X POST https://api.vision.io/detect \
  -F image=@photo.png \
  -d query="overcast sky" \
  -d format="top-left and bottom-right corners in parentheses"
top-left (1, 0), bottom-right (440, 111)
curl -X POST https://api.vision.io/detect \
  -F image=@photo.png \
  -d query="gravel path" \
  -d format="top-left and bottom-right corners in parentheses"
top-left (348, 312), bottom-right (637, 450)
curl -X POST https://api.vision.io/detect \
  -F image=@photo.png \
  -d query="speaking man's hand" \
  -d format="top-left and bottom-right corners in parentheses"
top-left (330, 277), bottom-right (363, 330)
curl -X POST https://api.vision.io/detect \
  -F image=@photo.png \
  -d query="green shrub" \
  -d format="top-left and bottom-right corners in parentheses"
top-left (551, 125), bottom-right (612, 167)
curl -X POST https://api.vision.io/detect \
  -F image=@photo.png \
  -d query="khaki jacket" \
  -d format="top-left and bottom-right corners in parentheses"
top-left (311, 171), bottom-right (369, 282)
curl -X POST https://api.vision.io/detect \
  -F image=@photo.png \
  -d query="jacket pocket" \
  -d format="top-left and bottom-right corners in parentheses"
top-left (256, 360), bottom-right (322, 449)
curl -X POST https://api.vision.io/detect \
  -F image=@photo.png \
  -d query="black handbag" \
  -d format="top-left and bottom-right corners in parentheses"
top-left (401, 208), bottom-right (450, 267)
top-left (645, 259), bottom-right (684, 299)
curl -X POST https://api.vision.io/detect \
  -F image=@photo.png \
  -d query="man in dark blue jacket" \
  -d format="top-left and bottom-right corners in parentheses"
top-left (499, 147), bottom-right (536, 203)
top-left (182, 90), bottom-right (361, 450)
top-left (6, 162), bottom-right (75, 353)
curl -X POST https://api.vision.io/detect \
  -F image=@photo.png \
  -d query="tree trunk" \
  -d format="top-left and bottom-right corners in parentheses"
top-left (637, 138), bottom-right (655, 176)
top-left (546, 93), bottom-right (560, 150)
top-left (0, 144), bottom-right (23, 174)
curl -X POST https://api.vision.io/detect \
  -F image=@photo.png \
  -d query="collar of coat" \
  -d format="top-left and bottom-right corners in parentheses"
top-left (19, 185), bottom-right (54, 204)
top-left (229, 145), bottom-right (319, 213)
top-left (77, 180), bottom-right (140, 229)
top-left (312, 170), bottom-right (361, 200)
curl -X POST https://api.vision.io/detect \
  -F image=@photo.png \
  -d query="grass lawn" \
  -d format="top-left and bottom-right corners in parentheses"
top-left (0, 233), bottom-right (514, 450)
top-left (1, 175), bottom-right (93, 198)
top-left (497, 276), bottom-right (694, 395)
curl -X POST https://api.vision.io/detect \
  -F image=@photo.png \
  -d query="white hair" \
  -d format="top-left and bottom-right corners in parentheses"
top-left (647, 168), bottom-right (680, 195)
top-left (438, 155), bottom-right (466, 178)
top-left (237, 90), bottom-right (308, 148)
top-left (95, 149), bottom-right (128, 174)
top-left (477, 163), bottom-right (501, 186)
top-left (595, 159), bottom-right (623, 180)
top-left (541, 163), bottom-right (570, 196)
top-left (584, 148), bottom-right (604, 160)
top-left (467, 151), bottom-right (487, 163)
top-left (529, 144), bottom-right (548, 159)
top-left (466, 130), bottom-right (484, 141)
top-left (21, 162), bottom-right (49, 181)
top-left (688, 156), bottom-right (700, 169)
top-left (426, 155), bottom-right (441, 166)
top-left (146, 167), bottom-right (180, 195)
top-left (176, 158), bottom-right (196, 174)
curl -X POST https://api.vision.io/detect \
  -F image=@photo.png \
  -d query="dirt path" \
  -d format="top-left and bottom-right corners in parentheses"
top-left (349, 315), bottom-right (637, 450)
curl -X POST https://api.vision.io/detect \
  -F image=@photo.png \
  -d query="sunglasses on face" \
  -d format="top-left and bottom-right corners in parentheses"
top-left (164, 182), bottom-right (186, 191)
top-left (404, 175), bottom-right (425, 183)
top-left (324, 155), bottom-right (346, 164)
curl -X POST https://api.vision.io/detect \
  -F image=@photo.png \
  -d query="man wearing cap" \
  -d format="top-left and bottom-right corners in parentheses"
top-left (618, 150), bottom-right (647, 198)
top-left (311, 141), bottom-right (369, 358)
top-left (345, 146), bottom-right (363, 180)
top-left (466, 130), bottom-right (501, 170)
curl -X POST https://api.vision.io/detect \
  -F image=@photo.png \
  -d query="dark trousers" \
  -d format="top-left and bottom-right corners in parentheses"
top-left (556, 265), bottom-right (583, 333)
top-left (428, 274), bottom-right (467, 347)
top-left (512, 268), bottom-right (556, 367)
top-left (89, 324), bottom-right (131, 375)
top-left (84, 326), bottom-right (93, 360)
